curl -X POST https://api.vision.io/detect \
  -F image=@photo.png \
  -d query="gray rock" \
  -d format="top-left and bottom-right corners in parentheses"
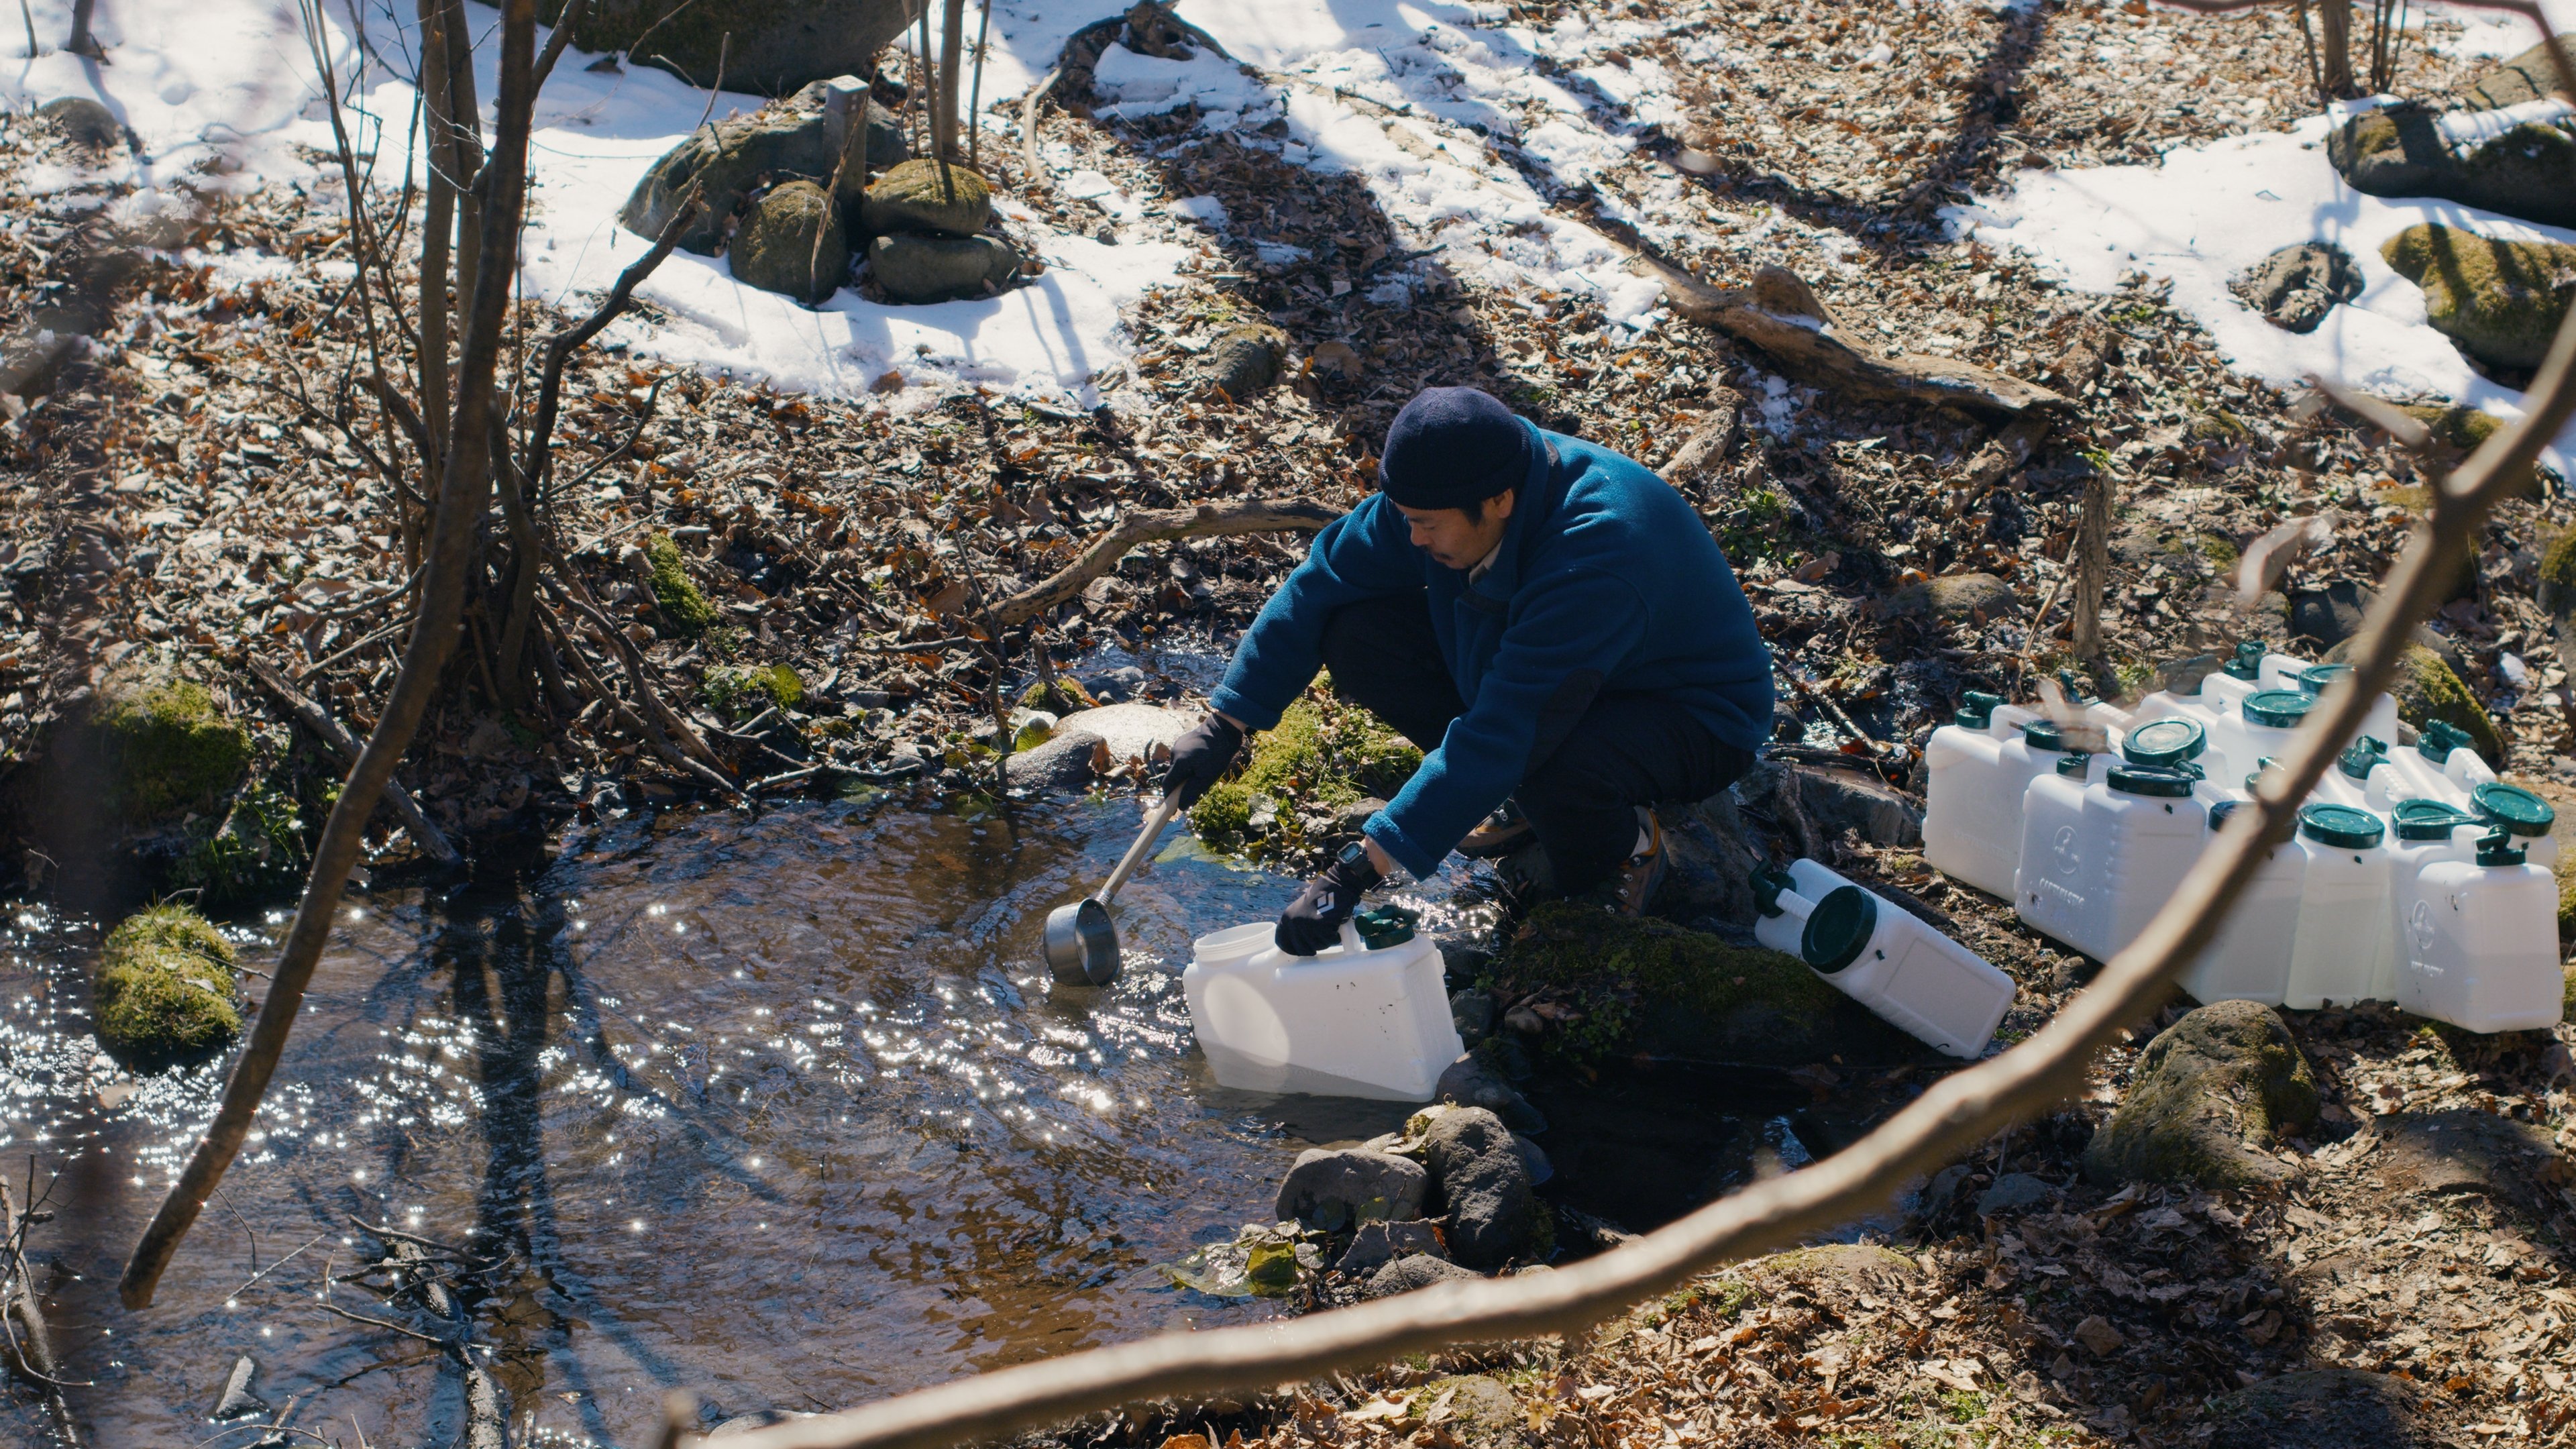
top-left (2288, 579), bottom-right (2371, 650)
top-left (214, 1355), bottom-right (266, 1420)
top-left (2329, 98), bottom-right (2576, 231)
top-left (730, 180), bottom-right (849, 303)
top-left (1275, 1148), bottom-right (1428, 1231)
top-left (1434, 1054), bottom-right (1546, 1134)
top-left (2465, 38), bottom-right (2576, 111)
top-left (2231, 241), bottom-right (2362, 334)
top-left (1335, 1218), bottom-right (1448, 1276)
top-left (1513, 1134), bottom-right (1552, 1187)
top-left (617, 80), bottom-right (898, 254)
top-left (1002, 729), bottom-right (1106, 794)
top-left (541, 0), bottom-right (917, 97)
top-left (2082, 1000), bottom-right (2320, 1189)
top-left (1794, 765), bottom-right (1924, 848)
top-left (1054, 702), bottom-right (1192, 761)
top-left (860, 158), bottom-right (995, 239)
top-left (1448, 991), bottom-right (1496, 1048)
top-left (2201, 1368), bottom-right (2439, 1449)
top-left (1201, 323), bottom-right (1288, 400)
top-left (1974, 1171), bottom-right (2054, 1217)
top-left (1364, 1252), bottom-right (1481, 1298)
top-left (867, 233), bottom-right (1020, 305)
top-left (1655, 768), bottom-right (1774, 925)
top-left (39, 97), bottom-right (120, 150)
top-left (1917, 1163), bottom-right (1971, 1214)
top-left (1424, 1107), bottom-right (1539, 1269)
top-left (1077, 665), bottom-right (1146, 702)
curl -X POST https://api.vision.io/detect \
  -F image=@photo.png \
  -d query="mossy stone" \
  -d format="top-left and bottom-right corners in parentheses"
top-left (2540, 527), bottom-right (2576, 616)
top-left (860, 159), bottom-right (993, 239)
top-left (1202, 323), bottom-right (1289, 400)
top-left (645, 533), bottom-right (714, 633)
top-left (1489, 902), bottom-right (1926, 1068)
top-left (1188, 688), bottom-right (1421, 857)
top-left (2328, 101), bottom-right (2576, 229)
top-left (2381, 223), bottom-right (2576, 370)
top-left (96, 904), bottom-right (241, 1067)
top-left (1401, 1376), bottom-right (1527, 1448)
top-left (703, 662), bottom-right (804, 716)
top-left (867, 233), bottom-right (1019, 304)
top-left (2082, 1000), bottom-right (2318, 1189)
top-left (92, 665), bottom-right (252, 823)
top-left (542, 0), bottom-right (916, 97)
top-left (731, 180), bottom-right (848, 303)
top-left (2391, 641), bottom-right (2504, 766)
top-left (2465, 38), bottom-right (2576, 111)
top-left (2396, 402), bottom-right (2504, 457)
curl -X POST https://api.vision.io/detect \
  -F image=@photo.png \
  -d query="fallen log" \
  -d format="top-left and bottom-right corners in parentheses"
top-left (245, 656), bottom-right (461, 867)
top-left (1, 1174), bottom-right (80, 1446)
top-left (1634, 256), bottom-right (2072, 418)
top-left (991, 497), bottom-right (1342, 627)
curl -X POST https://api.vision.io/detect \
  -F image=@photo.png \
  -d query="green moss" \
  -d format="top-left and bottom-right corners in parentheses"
top-left (2082, 1000), bottom-right (2317, 1189)
top-left (95, 674), bottom-right (251, 822)
top-left (702, 661), bottom-right (803, 716)
top-left (95, 904), bottom-right (241, 1067)
top-left (645, 533), bottom-right (715, 633)
top-left (2563, 960), bottom-right (2575, 1014)
top-left (2540, 528), bottom-right (2576, 614)
top-left (2555, 851), bottom-right (2576, 943)
top-left (2398, 402), bottom-right (2505, 454)
top-left (2394, 643), bottom-right (2504, 766)
top-left (2380, 223), bottom-right (2576, 370)
top-left (1018, 678), bottom-right (1096, 714)
top-left (1187, 684), bottom-right (1420, 856)
top-left (166, 781), bottom-right (309, 907)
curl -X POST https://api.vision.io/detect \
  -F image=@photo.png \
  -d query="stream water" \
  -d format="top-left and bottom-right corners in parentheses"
top-left (0, 794), bottom-right (1892, 1446)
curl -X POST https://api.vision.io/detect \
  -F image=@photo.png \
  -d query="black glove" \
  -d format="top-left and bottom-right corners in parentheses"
top-left (1165, 714), bottom-right (1245, 807)
top-left (1276, 843), bottom-right (1384, 956)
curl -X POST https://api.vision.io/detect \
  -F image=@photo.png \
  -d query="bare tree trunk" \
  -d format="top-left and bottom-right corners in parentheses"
top-left (64, 0), bottom-right (97, 57)
top-left (936, 0), bottom-right (965, 162)
top-left (415, 0), bottom-right (457, 555)
top-left (438, 0), bottom-right (485, 333)
top-left (2317, 0), bottom-right (2357, 97)
top-left (118, 0), bottom-right (545, 1313)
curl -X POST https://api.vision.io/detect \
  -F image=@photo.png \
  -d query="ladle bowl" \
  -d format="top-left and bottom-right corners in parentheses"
top-left (1041, 793), bottom-right (1184, 987)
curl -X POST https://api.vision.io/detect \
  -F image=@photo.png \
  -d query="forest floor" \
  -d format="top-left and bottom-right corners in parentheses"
top-left (3, 0), bottom-right (2575, 1444)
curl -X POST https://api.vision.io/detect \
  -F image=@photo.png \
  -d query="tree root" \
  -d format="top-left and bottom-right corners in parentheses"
top-left (992, 496), bottom-right (1343, 626)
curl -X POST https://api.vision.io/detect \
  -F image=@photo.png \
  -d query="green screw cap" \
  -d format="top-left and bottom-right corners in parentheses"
top-left (2476, 828), bottom-right (2528, 867)
top-left (2222, 641), bottom-right (2266, 680)
top-left (2298, 802), bottom-right (2385, 850)
top-left (2242, 690), bottom-right (2313, 728)
top-left (2123, 716), bottom-right (2208, 767)
top-left (2023, 718), bottom-right (2065, 752)
top-left (2056, 749), bottom-right (2092, 777)
top-left (2392, 800), bottom-right (2477, 841)
top-left (2418, 718), bottom-right (2471, 762)
top-left (2471, 781), bottom-right (2555, 838)
top-left (2108, 763), bottom-right (2197, 798)
top-left (2296, 663), bottom-right (2353, 696)
top-left (2208, 799), bottom-right (2243, 830)
top-left (2338, 735), bottom-right (2388, 782)
top-left (1801, 885), bottom-right (1878, 975)
top-left (1751, 863), bottom-right (1795, 918)
top-left (1955, 690), bottom-right (2004, 729)
top-left (1353, 903), bottom-right (1420, 949)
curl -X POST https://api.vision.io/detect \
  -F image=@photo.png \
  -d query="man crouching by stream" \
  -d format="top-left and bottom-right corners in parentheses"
top-left (1163, 385), bottom-right (1776, 954)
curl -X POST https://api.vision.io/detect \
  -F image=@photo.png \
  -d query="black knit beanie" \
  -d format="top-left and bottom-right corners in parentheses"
top-left (1377, 386), bottom-right (1534, 511)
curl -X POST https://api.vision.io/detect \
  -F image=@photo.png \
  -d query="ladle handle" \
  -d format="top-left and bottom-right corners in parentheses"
top-left (1093, 792), bottom-right (1185, 906)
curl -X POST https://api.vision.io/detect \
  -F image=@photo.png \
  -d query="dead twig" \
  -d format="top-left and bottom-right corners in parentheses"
top-left (244, 656), bottom-right (460, 865)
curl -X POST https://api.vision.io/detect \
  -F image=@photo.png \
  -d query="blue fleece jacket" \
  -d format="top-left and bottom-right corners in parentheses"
top-left (1207, 423), bottom-right (1774, 880)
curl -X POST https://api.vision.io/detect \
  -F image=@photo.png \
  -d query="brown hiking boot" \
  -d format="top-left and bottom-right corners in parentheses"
top-left (1457, 800), bottom-right (1534, 859)
top-left (1614, 808), bottom-right (1666, 917)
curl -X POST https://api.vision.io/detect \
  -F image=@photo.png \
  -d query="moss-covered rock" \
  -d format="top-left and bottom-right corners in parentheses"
top-left (2396, 402), bottom-right (2506, 456)
top-left (2540, 526), bottom-right (2576, 620)
top-left (166, 781), bottom-right (309, 908)
top-left (729, 180), bottom-right (847, 303)
top-left (866, 232), bottom-right (1019, 304)
top-left (1202, 323), bottom-right (1289, 400)
top-left (702, 663), bottom-right (804, 717)
top-left (1018, 678), bottom-right (1097, 716)
top-left (1486, 902), bottom-right (1927, 1068)
top-left (91, 663), bottom-right (252, 823)
top-left (2328, 102), bottom-right (2576, 231)
top-left (2391, 641), bottom-right (2504, 766)
top-left (1398, 1376), bottom-right (1529, 1449)
top-left (645, 533), bottom-right (715, 633)
top-left (2381, 223), bottom-right (2576, 370)
top-left (1189, 686), bottom-right (1421, 859)
top-left (859, 159), bottom-right (993, 239)
top-left (95, 904), bottom-right (241, 1067)
top-left (2082, 1000), bottom-right (2318, 1189)
top-left (544, 0), bottom-right (916, 97)
top-left (618, 79), bottom-right (894, 252)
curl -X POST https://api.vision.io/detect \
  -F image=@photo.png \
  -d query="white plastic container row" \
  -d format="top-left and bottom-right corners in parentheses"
top-left (1752, 858), bottom-right (2017, 1059)
top-left (1183, 916), bottom-right (1464, 1102)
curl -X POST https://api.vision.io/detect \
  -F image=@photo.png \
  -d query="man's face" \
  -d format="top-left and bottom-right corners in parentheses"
top-left (1395, 490), bottom-right (1515, 571)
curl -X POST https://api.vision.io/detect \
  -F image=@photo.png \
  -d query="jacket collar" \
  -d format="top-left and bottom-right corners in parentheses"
top-left (1459, 421), bottom-right (1563, 611)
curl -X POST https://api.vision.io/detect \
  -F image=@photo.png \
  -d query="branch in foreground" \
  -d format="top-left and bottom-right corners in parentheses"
top-left (722, 274), bottom-right (2576, 1449)
top-left (243, 656), bottom-right (460, 866)
top-left (991, 497), bottom-right (1343, 627)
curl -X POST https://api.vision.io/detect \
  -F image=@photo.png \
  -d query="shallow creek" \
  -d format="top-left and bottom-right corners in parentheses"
top-left (0, 797), bottom-right (1887, 1446)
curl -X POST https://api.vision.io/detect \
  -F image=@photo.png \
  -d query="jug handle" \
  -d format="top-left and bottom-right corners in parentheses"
top-left (1337, 919), bottom-right (1364, 955)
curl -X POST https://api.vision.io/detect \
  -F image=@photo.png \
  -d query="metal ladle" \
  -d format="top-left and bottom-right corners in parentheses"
top-left (1041, 792), bottom-right (1186, 986)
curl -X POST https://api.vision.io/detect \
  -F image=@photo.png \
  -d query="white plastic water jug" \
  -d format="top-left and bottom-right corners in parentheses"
top-left (2178, 798), bottom-right (2306, 1007)
top-left (2280, 803), bottom-right (2400, 1010)
top-left (1924, 692), bottom-right (2050, 900)
top-left (2293, 663), bottom-right (2402, 755)
top-left (2200, 641), bottom-right (2277, 714)
top-left (2470, 781), bottom-right (2558, 869)
top-left (2387, 720), bottom-right (2479, 805)
top-left (2015, 760), bottom-right (2209, 963)
top-left (2394, 827), bottom-right (2564, 1032)
top-left (1751, 859), bottom-right (2015, 1058)
top-left (1183, 914), bottom-right (1462, 1102)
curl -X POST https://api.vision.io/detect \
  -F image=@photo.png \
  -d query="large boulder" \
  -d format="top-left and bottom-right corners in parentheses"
top-left (729, 180), bottom-right (848, 302)
top-left (1424, 1107), bottom-right (1544, 1269)
top-left (2381, 223), bottom-right (2576, 371)
top-left (1275, 1148), bottom-right (1428, 1231)
top-left (90, 660), bottom-right (252, 823)
top-left (2082, 1000), bottom-right (2319, 1189)
top-left (867, 233), bottom-right (1019, 305)
top-left (39, 96), bottom-right (121, 150)
top-left (619, 78), bottom-right (903, 254)
top-left (2232, 241), bottom-right (2363, 334)
top-left (1492, 901), bottom-right (1927, 1067)
top-left (859, 158), bottom-right (994, 239)
top-left (541, 0), bottom-right (915, 97)
top-left (95, 904), bottom-right (241, 1067)
top-left (2327, 46), bottom-right (2576, 232)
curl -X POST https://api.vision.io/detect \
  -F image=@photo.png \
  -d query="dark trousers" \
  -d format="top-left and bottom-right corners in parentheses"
top-left (1320, 594), bottom-right (1754, 894)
